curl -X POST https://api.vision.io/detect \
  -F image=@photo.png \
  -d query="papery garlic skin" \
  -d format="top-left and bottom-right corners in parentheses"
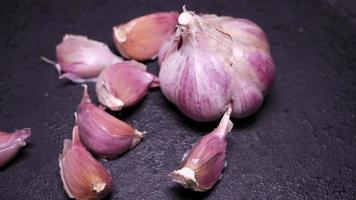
top-left (170, 108), bottom-right (233, 192)
top-left (113, 12), bottom-right (178, 61)
top-left (0, 128), bottom-right (31, 167)
top-left (77, 84), bottom-right (144, 159)
top-left (159, 8), bottom-right (275, 121)
top-left (96, 60), bottom-right (159, 111)
top-left (43, 34), bottom-right (122, 83)
top-left (59, 125), bottom-right (112, 199)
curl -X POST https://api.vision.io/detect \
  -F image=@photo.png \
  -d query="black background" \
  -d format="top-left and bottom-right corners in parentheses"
top-left (0, 0), bottom-right (355, 199)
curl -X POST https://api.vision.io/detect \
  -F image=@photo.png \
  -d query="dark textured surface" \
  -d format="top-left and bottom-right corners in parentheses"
top-left (0, 0), bottom-right (356, 199)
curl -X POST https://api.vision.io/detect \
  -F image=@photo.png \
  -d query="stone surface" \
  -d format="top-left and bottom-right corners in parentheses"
top-left (0, 0), bottom-right (355, 199)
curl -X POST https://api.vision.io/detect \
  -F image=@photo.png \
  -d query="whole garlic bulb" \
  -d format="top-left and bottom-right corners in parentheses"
top-left (159, 8), bottom-right (275, 122)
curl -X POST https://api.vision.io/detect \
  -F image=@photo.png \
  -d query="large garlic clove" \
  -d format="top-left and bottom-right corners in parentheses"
top-left (170, 108), bottom-right (233, 192)
top-left (113, 12), bottom-right (178, 61)
top-left (59, 125), bottom-right (112, 200)
top-left (159, 8), bottom-right (275, 122)
top-left (0, 128), bottom-right (31, 167)
top-left (42, 34), bottom-right (122, 83)
top-left (77, 84), bottom-right (144, 159)
top-left (96, 60), bottom-right (159, 111)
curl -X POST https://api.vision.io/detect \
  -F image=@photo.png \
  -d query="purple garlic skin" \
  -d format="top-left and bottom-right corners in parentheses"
top-left (59, 125), bottom-right (112, 199)
top-left (170, 108), bottom-right (233, 191)
top-left (43, 34), bottom-right (122, 83)
top-left (159, 9), bottom-right (275, 121)
top-left (0, 128), bottom-right (31, 167)
top-left (96, 60), bottom-right (159, 111)
top-left (77, 85), bottom-right (144, 159)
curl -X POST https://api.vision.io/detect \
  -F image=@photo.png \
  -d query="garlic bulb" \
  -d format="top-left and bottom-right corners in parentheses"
top-left (59, 125), bottom-right (112, 199)
top-left (170, 108), bottom-right (233, 191)
top-left (77, 84), bottom-right (144, 159)
top-left (42, 34), bottom-right (122, 83)
top-left (0, 128), bottom-right (31, 167)
top-left (159, 8), bottom-right (275, 121)
top-left (113, 12), bottom-right (178, 61)
top-left (96, 60), bottom-right (159, 111)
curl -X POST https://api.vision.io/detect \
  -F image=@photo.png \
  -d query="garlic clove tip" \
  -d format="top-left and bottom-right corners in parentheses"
top-left (80, 84), bottom-right (92, 104)
top-left (113, 27), bottom-right (127, 43)
top-left (131, 130), bottom-right (145, 148)
top-left (96, 81), bottom-right (125, 111)
top-left (170, 167), bottom-right (201, 191)
top-left (93, 182), bottom-right (107, 193)
top-left (41, 56), bottom-right (61, 76)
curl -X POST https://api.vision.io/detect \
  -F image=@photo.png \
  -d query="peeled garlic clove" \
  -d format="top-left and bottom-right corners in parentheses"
top-left (96, 60), bottom-right (159, 111)
top-left (77, 84), bottom-right (144, 159)
top-left (170, 108), bottom-right (233, 192)
top-left (59, 125), bottom-right (112, 199)
top-left (159, 7), bottom-right (275, 121)
top-left (0, 128), bottom-right (31, 167)
top-left (42, 34), bottom-right (122, 83)
top-left (113, 12), bottom-right (178, 61)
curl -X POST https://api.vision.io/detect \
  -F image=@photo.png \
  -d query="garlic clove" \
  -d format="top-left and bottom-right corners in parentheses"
top-left (59, 125), bottom-right (112, 199)
top-left (77, 84), bottom-right (144, 159)
top-left (42, 34), bottom-right (122, 83)
top-left (169, 108), bottom-right (232, 192)
top-left (96, 60), bottom-right (159, 111)
top-left (0, 128), bottom-right (31, 167)
top-left (113, 12), bottom-right (178, 61)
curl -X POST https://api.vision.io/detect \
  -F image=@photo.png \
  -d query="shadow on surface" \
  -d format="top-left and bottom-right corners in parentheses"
top-left (0, 144), bottom-right (32, 172)
top-left (169, 184), bottom-right (213, 200)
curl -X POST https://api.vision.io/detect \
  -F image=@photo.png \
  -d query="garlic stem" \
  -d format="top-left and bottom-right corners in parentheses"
top-left (178, 12), bottom-right (193, 25)
top-left (40, 56), bottom-right (61, 75)
top-left (214, 107), bottom-right (233, 140)
top-left (80, 84), bottom-right (92, 104)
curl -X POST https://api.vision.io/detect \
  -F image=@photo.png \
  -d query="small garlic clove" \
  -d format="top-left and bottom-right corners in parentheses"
top-left (0, 128), bottom-right (31, 167)
top-left (113, 12), bottom-right (178, 61)
top-left (59, 125), bottom-right (112, 200)
top-left (169, 108), bottom-right (233, 192)
top-left (77, 84), bottom-right (144, 159)
top-left (96, 60), bottom-right (159, 111)
top-left (42, 34), bottom-right (122, 83)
